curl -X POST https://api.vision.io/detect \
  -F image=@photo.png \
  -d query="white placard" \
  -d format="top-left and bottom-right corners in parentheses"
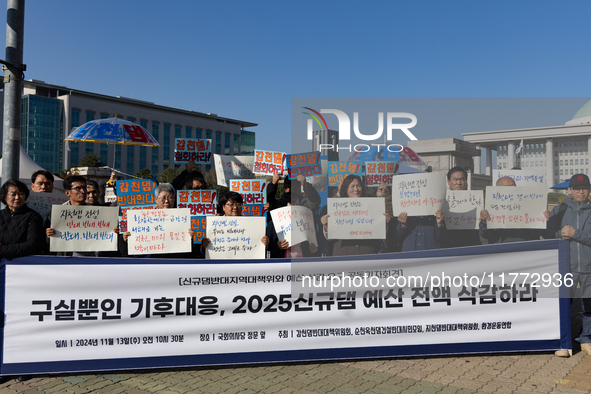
top-left (492, 169), bottom-right (547, 186)
top-left (27, 192), bottom-right (69, 220)
top-left (49, 206), bottom-right (119, 252)
top-left (127, 209), bottom-right (192, 255)
top-left (205, 216), bottom-right (266, 259)
top-left (270, 206), bottom-right (318, 247)
top-left (485, 186), bottom-right (548, 229)
top-left (214, 154), bottom-right (255, 187)
top-left (327, 197), bottom-right (386, 240)
top-left (392, 172), bottom-right (446, 216)
top-left (443, 190), bottom-right (484, 230)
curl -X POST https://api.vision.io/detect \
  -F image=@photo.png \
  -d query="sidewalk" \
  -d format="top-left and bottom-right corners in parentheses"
top-left (0, 350), bottom-right (589, 394)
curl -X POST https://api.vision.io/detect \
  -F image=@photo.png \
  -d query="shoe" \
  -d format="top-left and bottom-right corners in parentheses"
top-left (555, 349), bottom-right (570, 357)
top-left (582, 343), bottom-right (591, 356)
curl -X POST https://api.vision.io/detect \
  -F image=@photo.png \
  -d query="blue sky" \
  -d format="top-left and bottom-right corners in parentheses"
top-left (7, 0), bottom-right (591, 152)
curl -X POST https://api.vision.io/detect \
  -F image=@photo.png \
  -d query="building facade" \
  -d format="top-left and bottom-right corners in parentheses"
top-left (16, 80), bottom-right (257, 175)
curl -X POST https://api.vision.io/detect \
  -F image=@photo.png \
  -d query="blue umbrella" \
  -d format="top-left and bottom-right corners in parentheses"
top-left (550, 181), bottom-right (569, 189)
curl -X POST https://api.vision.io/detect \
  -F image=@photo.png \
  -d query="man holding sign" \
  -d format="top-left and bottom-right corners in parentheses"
top-left (445, 167), bottom-right (483, 248)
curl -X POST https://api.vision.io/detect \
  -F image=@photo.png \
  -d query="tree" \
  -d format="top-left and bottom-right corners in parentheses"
top-left (79, 152), bottom-right (106, 167)
top-left (135, 168), bottom-right (152, 179)
top-left (204, 169), bottom-right (228, 197)
top-left (157, 166), bottom-right (182, 184)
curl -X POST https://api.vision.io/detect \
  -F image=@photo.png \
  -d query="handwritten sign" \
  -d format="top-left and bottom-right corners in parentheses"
top-left (205, 216), bottom-right (266, 259)
top-left (177, 190), bottom-right (217, 216)
top-left (327, 161), bottom-right (362, 187)
top-left (127, 209), bottom-right (192, 255)
top-left (391, 172), bottom-right (446, 216)
top-left (174, 138), bottom-right (212, 164)
top-left (365, 161), bottom-right (400, 186)
top-left (27, 192), bottom-right (69, 220)
top-left (49, 206), bottom-right (119, 252)
top-left (492, 170), bottom-right (546, 186)
top-left (120, 205), bottom-right (154, 233)
top-left (286, 152), bottom-right (321, 178)
top-left (230, 179), bottom-right (267, 205)
top-left (270, 206), bottom-right (318, 247)
top-left (443, 190), bottom-right (484, 230)
top-left (214, 154), bottom-right (254, 187)
top-left (485, 186), bottom-right (548, 229)
top-left (326, 197), bottom-right (386, 240)
top-left (190, 216), bottom-right (207, 243)
top-left (241, 204), bottom-right (266, 217)
top-left (254, 149), bottom-right (286, 175)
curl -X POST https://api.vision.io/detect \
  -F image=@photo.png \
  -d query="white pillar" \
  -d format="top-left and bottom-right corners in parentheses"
top-left (508, 141), bottom-right (515, 169)
top-left (485, 146), bottom-right (493, 176)
top-left (546, 138), bottom-right (554, 187)
top-left (474, 144), bottom-right (481, 174)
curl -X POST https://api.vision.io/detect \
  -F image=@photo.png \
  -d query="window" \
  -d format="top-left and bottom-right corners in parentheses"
top-left (127, 117), bottom-right (136, 123)
top-left (234, 134), bottom-right (240, 154)
top-left (163, 123), bottom-right (170, 167)
top-left (175, 125), bottom-right (182, 139)
top-left (215, 131), bottom-right (222, 154)
top-left (576, 141), bottom-right (579, 146)
top-left (571, 160), bottom-right (574, 165)
top-left (195, 128), bottom-right (201, 139)
top-left (560, 169), bottom-right (564, 175)
top-left (224, 133), bottom-right (231, 155)
top-left (571, 169), bottom-right (574, 175)
top-left (571, 150), bottom-right (574, 156)
top-left (535, 161), bottom-right (539, 167)
top-left (576, 159), bottom-right (579, 165)
top-left (587, 159), bottom-right (589, 165)
top-left (555, 160), bottom-right (559, 166)
top-left (503, 162), bottom-right (506, 168)
top-left (526, 144), bottom-right (530, 149)
top-left (206, 130), bottom-right (212, 141)
top-left (127, 146), bottom-right (135, 174)
top-left (152, 122), bottom-right (159, 175)
top-left (555, 170), bottom-right (559, 176)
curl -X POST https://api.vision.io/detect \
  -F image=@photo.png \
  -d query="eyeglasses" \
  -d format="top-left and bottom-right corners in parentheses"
top-left (226, 202), bottom-right (243, 208)
top-left (70, 186), bottom-right (86, 192)
top-left (158, 196), bottom-right (175, 202)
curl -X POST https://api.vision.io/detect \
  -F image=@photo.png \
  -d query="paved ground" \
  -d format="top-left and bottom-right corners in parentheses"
top-left (0, 348), bottom-right (589, 394)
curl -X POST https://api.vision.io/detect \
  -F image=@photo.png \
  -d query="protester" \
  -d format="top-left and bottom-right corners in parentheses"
top-left (321, 174), bottom-right (386, 256)
top-left (547, 173), bottom-right (591, 357)
top-left (0, 179), bottom-right (44, 258)
top-left (445, 167), bottom-right (483, 248)
top-left (30, 170), bottom-right (54, 193)
top-left (171, 161), bottom-right (207, 191)
top-left (86, 179), bottom-right (101, 205)
top-left (202, 191), bottom-right (269, 252)
top-left (396, 210), bottom-right (448, 252)
top-left (479, 176), bottom-right (547, 244)
top-left (375, 182), bottom-right (399, 253)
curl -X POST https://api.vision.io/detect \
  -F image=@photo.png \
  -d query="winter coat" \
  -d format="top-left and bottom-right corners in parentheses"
top-left (396, 215), bottom-right (449, 252)
top-left (547, 198), bottom-right (591, 273)
top-left (0, 205), bottom-right (44, 258)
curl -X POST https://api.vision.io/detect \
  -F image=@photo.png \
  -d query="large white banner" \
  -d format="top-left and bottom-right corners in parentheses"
top-left (1, 240), bottom-right (569, 375)
top-left (443, 190), bottom-right (484, 230)
top-left (205, 216), bottom-right (266, 259)
top-left (270, 206), bottom-right (318, 247)
top-left (327, 197), bottom-right (386, 240)
top-left (391, 172), bottom-right (446, 216)
top-left (49, 206), bottom-right (119, 252)
top-left (492, 169), bottom-right (547, 186)
top-left (214, 154), bottom-right (254, 187)
top-left (127, 209), bottom-right (192, 255)
top-left (485, 186), bottom-right (548, 229)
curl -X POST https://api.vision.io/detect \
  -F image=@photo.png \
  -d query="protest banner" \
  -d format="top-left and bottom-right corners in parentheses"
top-left (177, 190), bottom-right (217, 244)
top-left (286, 152), bottom-right (321, 178)
top-left (270, 205), bottom-right (318, 247)
top-left (191, 216), bottom-right (207, 243)
top-left (174, 138), bottom-right (212, 164)
top-left (127, 209), bottom-right (192, 255)
top-left (27, 192), bottom-right (69, 220)
top-left (327, 161), bottom-right (362, 187)
top-left (443, 190), bottom-right (484, 230)
top-left (49, 206), bottom-right (119, 252)
top-left (241, 204), bottom-right (266, 217)
top-left (230, 179), bottom-right (267, 205)
top-left (254, 150), bottom-right (287, 175)
top-left (492, 169), bottom-right (546, 186)
top-left (205, 216), bottom-right (266, 259)
top-left (308, 159), bottom-right (328, 192)
top-left (326, 197), bottom-right (386, 239)
top-left (485, 186), bottom-right (548, 229)
top-left (214, 154), bottom-right (254, 187)
top-left (116, 179), bottom-right (157, 232)
top-left (1, 240), bottom-right (570, 375)
top-left (365, 161), bottom-right (400, 187)
top-left (391, 172), bottom-right (446, 216)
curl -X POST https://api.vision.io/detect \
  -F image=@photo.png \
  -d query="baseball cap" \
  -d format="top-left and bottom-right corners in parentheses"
top-left (569, 174), bottom-right (590, 188)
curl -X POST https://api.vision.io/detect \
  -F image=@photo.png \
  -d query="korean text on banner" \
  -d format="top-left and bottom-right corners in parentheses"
top-left (254, 150), bottom-right (286, 175)
top-left (230, 179), bottom-right (267, 205)
top-left (485, 186), bottom-right (548, 229)
top-left (286, 152), bottom-right (321, 178)
top-left (191, 216), bottom-right (207, 243)
top-left (327, 161), bottom-right (362, 187)
top-left (392, 172), bottom-right (446, 216)
top-left (492, 170), bottom-right (546, 186)
top-left (127, 209), bottom-right (192, 255)
top-left (443, 190), bottom-right (484, 230)
top-left (174, 138), bottom-right (212, 164)
top-left (214, 154), bottom-right (254, 187)
top-left (327, 197), bottom-right (386, 240)
top-left (365, 161), bottom-right (400, 187)
top-left (241, 204), bottom-right (266, 217)
top-left (270, 206), bottom-right (318, 247)
top-left (27, 192), bottom-right (69, 220)
top-left (49, 206), bottom-right (119, 252)
top-left (116, 179), bottom-right (157, 232)
top-left (205, 216), bottom-right (266, 259)
top-left (177, 190), bottom-right (217, 216)
top-left (308, 159), bottom-right (328, 192)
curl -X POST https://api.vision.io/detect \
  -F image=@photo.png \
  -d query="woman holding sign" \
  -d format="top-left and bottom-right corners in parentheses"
top-left (0, 179), bottom-right (45, 258)
top-left (321, 175), bottom-right (387, 256)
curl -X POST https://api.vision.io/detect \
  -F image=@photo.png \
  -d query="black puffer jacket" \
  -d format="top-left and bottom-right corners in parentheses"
top-left (0, 205), bottom-right (44, 258)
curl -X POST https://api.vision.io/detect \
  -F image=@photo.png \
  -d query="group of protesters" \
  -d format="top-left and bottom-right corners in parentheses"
top-left (0, 162), bottom-right (589, 357)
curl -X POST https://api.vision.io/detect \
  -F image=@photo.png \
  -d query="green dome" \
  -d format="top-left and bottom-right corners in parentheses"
top-left (572, 100), bottom-right (591, 120)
